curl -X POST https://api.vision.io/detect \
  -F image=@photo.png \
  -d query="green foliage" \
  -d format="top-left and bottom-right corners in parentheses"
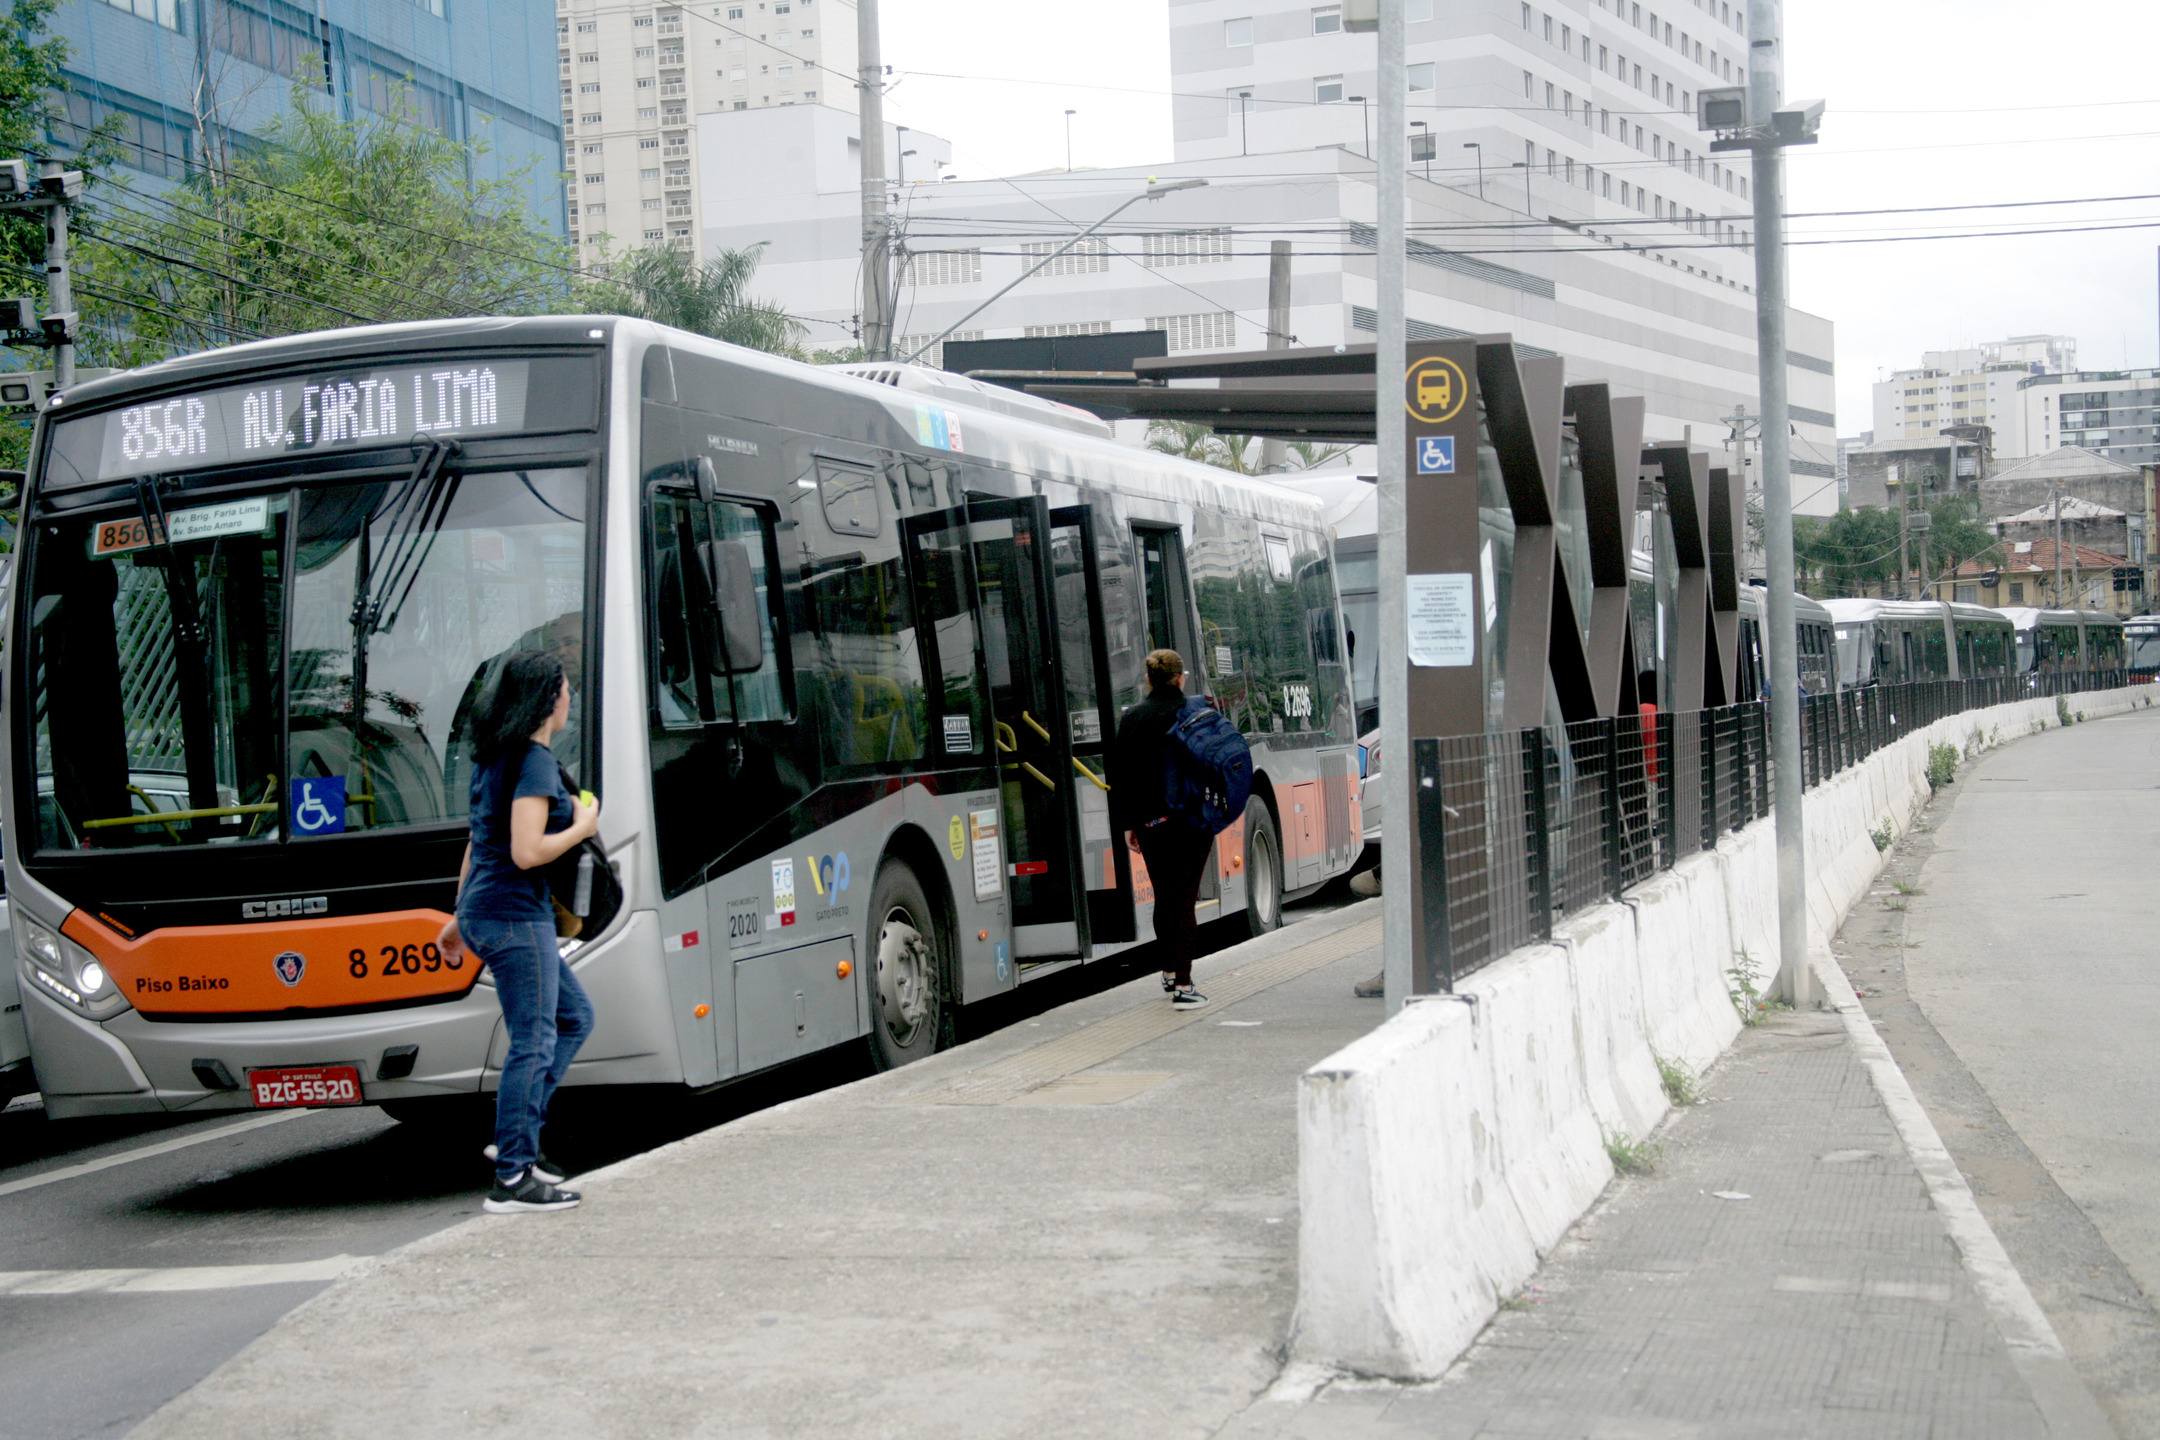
top-left (1655, 1052), bottom-right (1697, 1107)
top-left (1726, 949), bottom-right (1789, 1026)
top-left (1144, 421), bottom-right (1354, 476)
top-left (85, 78), bottom-right (575, 352)
top-left (1870, 819), bottom-right (1894, 852)
top-left (0, 0), bottom-right (80, 478)
top-left (1925, 742), bottom-right (1958, 790)
top-left (1603, 1125), bottom-right (1662, 1176)
top-left (577, 241), bottom-right (804, 355)
top-left (1795, 494), bottom-right (2001, 598)
top-left (2056, 695), bottom-right (2073, 727)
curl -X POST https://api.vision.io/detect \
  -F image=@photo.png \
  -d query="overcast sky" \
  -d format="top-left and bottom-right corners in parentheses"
top-left (874, 0), bottom-right (2160, 435)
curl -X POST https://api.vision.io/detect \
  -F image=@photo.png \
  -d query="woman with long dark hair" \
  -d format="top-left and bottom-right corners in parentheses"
top-left (437, 650), bottom-right (600, 1213)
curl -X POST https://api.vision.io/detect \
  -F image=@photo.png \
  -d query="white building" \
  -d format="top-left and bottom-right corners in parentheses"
top-left (698, 104), bottom-right (1838, 512)
top-left (559, 0), bottom-right (856, 260)
top-left (1869, 335), bottom-right (2076, 458)
top-left (1172, 0), bottom-right (1758, 256)
top-left (2016, 370), bottom-right (2160, 470)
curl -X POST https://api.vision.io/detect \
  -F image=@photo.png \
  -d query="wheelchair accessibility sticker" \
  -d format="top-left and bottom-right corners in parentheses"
top-left (1417, 436), bottom-right (1456, 474)
top-left (290, 776), bottom-right (345, 835)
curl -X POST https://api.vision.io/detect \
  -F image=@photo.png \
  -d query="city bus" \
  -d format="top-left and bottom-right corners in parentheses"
top-left (1825, 599), bottom-right (2018, 687)
top-left (3, 317), bottom-right (1361, 1120)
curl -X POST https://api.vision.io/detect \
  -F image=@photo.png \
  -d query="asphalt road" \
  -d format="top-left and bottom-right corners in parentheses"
top-left (0, 885), bottom-right (1361, 1440)
top-left (1842, 706), bottom-right (2160, 1440)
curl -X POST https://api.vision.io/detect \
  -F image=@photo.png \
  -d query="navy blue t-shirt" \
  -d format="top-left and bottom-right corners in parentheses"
top-left (458, 741), bottom-right (573, 922)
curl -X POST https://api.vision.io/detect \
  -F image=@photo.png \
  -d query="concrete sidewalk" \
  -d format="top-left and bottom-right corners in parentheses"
top-left (128, 897), bottom-right (2100, 1440)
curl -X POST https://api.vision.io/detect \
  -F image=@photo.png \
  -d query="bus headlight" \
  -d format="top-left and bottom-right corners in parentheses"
top-left (20, 920), bottom-right (128, 1019)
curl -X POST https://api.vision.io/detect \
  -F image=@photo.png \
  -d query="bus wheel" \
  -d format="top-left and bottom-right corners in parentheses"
top-left (867, 860), bottom-right (951, 1072)
top-left (1242, 797), bottom-right (1283, 938)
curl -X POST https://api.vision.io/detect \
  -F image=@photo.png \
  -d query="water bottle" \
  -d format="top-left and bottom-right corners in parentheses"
top-left (572, 850), bottom-right (594, 916)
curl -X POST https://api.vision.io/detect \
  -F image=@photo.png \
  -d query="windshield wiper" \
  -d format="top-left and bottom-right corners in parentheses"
top-left (352, 437), bottom-right (462, 638)
top-left (133, 474), bottom-right (221, 815)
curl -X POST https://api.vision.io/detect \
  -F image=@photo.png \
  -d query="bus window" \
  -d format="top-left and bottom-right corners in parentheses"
top-left (801, 545), bottom-right (926, 770)
top-left (1135, 525), bottom-right (1191, 660)
top-left (650, 492), bottom-right (790, 729)
top-left (906, 514), bottom-right (986, 757)
top-left (816, 458), bottom-right (881, 537)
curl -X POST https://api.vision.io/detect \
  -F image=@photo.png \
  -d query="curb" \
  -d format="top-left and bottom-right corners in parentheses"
top-left (1813, 945), bottom-right (2118, 1440)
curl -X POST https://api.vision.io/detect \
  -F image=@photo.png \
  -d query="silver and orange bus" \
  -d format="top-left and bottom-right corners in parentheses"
top-left (4, 317), bottom-right (1361, 1119)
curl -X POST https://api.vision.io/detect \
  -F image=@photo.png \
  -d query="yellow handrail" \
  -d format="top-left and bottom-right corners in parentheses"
top-left (1019, 762), bottom-right (1056, 791)
top-left (85, 799), bottom-right (279, 830)
top-left (1020, 710), bottom-right (1051, 742)
top-left (994, 720), bottom-right (1018, 754)
top-left (1071, 757), bottom-right (1110, 791)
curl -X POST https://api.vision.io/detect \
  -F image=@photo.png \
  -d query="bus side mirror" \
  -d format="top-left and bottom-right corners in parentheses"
top-left (699, 539), bottom-right (764, 674)
top-left (694, 455), bottom-right (721, 505)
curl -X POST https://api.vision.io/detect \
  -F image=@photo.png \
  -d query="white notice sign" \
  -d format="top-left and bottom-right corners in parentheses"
top-left (969, 807), bottom-right (1003, 901)
top-left (1406, 573), bottom-right (1476, 667)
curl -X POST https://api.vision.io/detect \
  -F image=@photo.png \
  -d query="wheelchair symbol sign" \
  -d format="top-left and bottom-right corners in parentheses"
top-left (1417, 436), bottom-right (1457, 474)
top-left (291, 776), bottom-right (346, 835)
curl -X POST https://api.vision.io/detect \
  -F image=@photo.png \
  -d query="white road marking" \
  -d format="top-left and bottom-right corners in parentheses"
top-left (0, 1109), bottom-right (313, 1201)
top-left (0, 1254), bottom-right (363, 1295)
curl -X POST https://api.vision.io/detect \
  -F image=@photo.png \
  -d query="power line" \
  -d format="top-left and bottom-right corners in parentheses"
top-left (77, 227), bottom-right (384, 325)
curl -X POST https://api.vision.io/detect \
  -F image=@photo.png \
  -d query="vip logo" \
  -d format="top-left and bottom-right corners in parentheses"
top-left (272, 951), bottom-right (306, 987)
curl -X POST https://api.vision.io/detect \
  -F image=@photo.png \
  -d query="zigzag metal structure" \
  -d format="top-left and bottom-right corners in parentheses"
top-left (1025, 339), bottom-right (1746, 727)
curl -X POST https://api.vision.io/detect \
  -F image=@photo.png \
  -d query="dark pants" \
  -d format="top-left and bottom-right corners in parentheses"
top-left (1137, 821), bottom-right (1214, 987)
top-left (463, 916), bottom-right (595, 1184)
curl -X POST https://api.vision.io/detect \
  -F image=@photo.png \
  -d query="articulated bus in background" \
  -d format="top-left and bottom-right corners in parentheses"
top-left (3, 318), bottom-right (1361, 1121)
top-left (2122, 614), bottom-right (2160, 682)
top-left (1824, 599), bottom-right (2019, 687)
top-left (1994, 606), bottom-right (2125, 686)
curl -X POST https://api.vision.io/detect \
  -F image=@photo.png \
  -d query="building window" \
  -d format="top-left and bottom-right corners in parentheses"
top-left (1023, 321), bottom-right (1113, 338)
top-left (2009, 582), bottom-right (2024, 602)
top-left (1143, 229), bottom-right (1233, 267)
top-left (644, 229), bottom-right (664, 240)
top-left (1408, 62), bottom-right (1435, 91)
top-left (640, 137), bottom-right (660, 149)
top-left (1021, 238), bottom-right (1111, 275)
top-left (1224, 16), bottom-right (1252, 47)
top-left (642, 198), bottom-right (660, 209)
top-left (1148, 311), bottom-right (1238, 352)
top-left (1316, 74), bottom-right (1344, 103)
top-left (906, 249), bottom-right (983, 287)
top-left (1312, 4), bottom-right (1340, 33)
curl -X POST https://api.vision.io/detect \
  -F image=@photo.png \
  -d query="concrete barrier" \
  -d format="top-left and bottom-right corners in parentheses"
top-left (1294, 686), bottom-right (2154, 1379)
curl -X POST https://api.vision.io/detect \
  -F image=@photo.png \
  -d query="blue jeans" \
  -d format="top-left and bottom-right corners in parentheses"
top-left (463, 916), bottom-right (594, 1184)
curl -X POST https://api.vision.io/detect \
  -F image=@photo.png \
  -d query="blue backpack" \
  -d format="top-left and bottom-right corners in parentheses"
top-left (1163, 700), bottom-right (1254, 835)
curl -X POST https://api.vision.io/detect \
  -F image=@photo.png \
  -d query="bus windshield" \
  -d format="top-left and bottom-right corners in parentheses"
top-left (27, 466), bottom-right (589, 851)
top-left (2127, 627), bottom-right (2160, 672)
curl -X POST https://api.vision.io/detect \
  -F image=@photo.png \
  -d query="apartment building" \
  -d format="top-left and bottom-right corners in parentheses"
top-left (1171, 0), bottom-right (1758, 267)
top-left (1870, 335), bottom-right (2076, 458)
top-left (2017, 369), bottom-right (2160, 470)
top-left (561, 0), bottom-right (856, 258)
top-left (697, 104), bottom-right (1838, 510)
top-left (49, 0), bottom-right (562, 229)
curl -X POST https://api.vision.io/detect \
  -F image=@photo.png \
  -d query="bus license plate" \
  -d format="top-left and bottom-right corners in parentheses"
top-left (248, 1065), bottom-right (363, 1109)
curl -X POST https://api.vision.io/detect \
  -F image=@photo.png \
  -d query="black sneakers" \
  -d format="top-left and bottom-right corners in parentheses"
top-left (1171, 986), bottom-right (1209, 1009)
top-left (1161, 971), bottom-right (1177, 994)
top-left (483, 1143), bottom-right (567, 1186)
top-left (483, 1169), bottom-right (581, 1213)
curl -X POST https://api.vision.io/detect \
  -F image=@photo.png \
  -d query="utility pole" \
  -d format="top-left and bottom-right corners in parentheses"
top-left (1462, 141), bottom-right (1482, 200)
top-left (1064, 109), bottom-right (1077, 173)
top-left (1894, 463), bottom-right (1910, 598)
top-left (1706, 5), bottom-right (1824, 1010)
top-left (856, 0), bottom-right (894, 360)
top-left (0, 159), bottom-right (80, 389)
top-left (2054, 482), bottom-right (2065, 606)
top-left (1260, 240), bottom-right (1293, 474)
top-left (1346, 0), bottom-right (1411, 1014)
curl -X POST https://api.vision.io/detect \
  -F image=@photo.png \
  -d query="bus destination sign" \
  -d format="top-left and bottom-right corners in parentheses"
top-left (53, 360), bottom-right (536, 485)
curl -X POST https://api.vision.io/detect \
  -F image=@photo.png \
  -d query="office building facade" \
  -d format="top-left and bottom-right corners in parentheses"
top-left (2017, 369), bottom-right (2160, 470)
top-left (51, 0), bottom-right (564, 231)
top-left (1869, 335), bottom-right (2076, 458)
top-left (560, 0), bottom-right (854, 258)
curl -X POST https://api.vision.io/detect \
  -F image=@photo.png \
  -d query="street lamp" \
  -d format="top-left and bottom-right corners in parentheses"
top-left (1462, 140), bottom-right (1483, 200)
top-left (1064, 109), bottom-right (1077, 173)
top-left (1348, 95), bottom-right (1370, 158)
top-left (900, 178), bottom-right (1210, 364)
top-left (1510, 158), bottom-right (1532, 214)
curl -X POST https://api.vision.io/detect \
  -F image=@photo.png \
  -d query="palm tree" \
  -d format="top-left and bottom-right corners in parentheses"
top-left (580, 242), bottom-right (804, 356)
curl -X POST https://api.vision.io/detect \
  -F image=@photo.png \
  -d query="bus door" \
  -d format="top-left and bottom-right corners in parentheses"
top-left (948, 496), bottom-right (1092, 959)
top-left (1048, 504), bottom-right (1135, 944)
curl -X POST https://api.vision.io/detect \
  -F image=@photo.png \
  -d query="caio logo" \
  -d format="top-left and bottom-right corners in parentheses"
top-left (1404, 355), bottom-right (1469, 425)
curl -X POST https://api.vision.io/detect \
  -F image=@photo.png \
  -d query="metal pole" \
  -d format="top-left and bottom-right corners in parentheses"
top-left (1376, 0), bottom-right (1411, 1014)
top-left (40, 158), bottom-right (72, 389)
top-left (2055, 483), bottom-right (2065, 606)
top-left (1261, 240), bottom-right (1292, 474)
top-left (856, 0), bottom-right (894, 360)
top-left (1747, 0), bottom-right (1811, 1010)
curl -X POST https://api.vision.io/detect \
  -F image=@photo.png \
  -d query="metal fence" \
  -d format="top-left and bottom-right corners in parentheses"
top-left (1411, 670), bottom-right (2134, 993)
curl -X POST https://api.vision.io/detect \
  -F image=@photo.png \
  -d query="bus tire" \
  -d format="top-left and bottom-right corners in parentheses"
top-left (866, 859), bottom-right (952, 1072)
top-left (1241, 796), bottom-right (1283, 938)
